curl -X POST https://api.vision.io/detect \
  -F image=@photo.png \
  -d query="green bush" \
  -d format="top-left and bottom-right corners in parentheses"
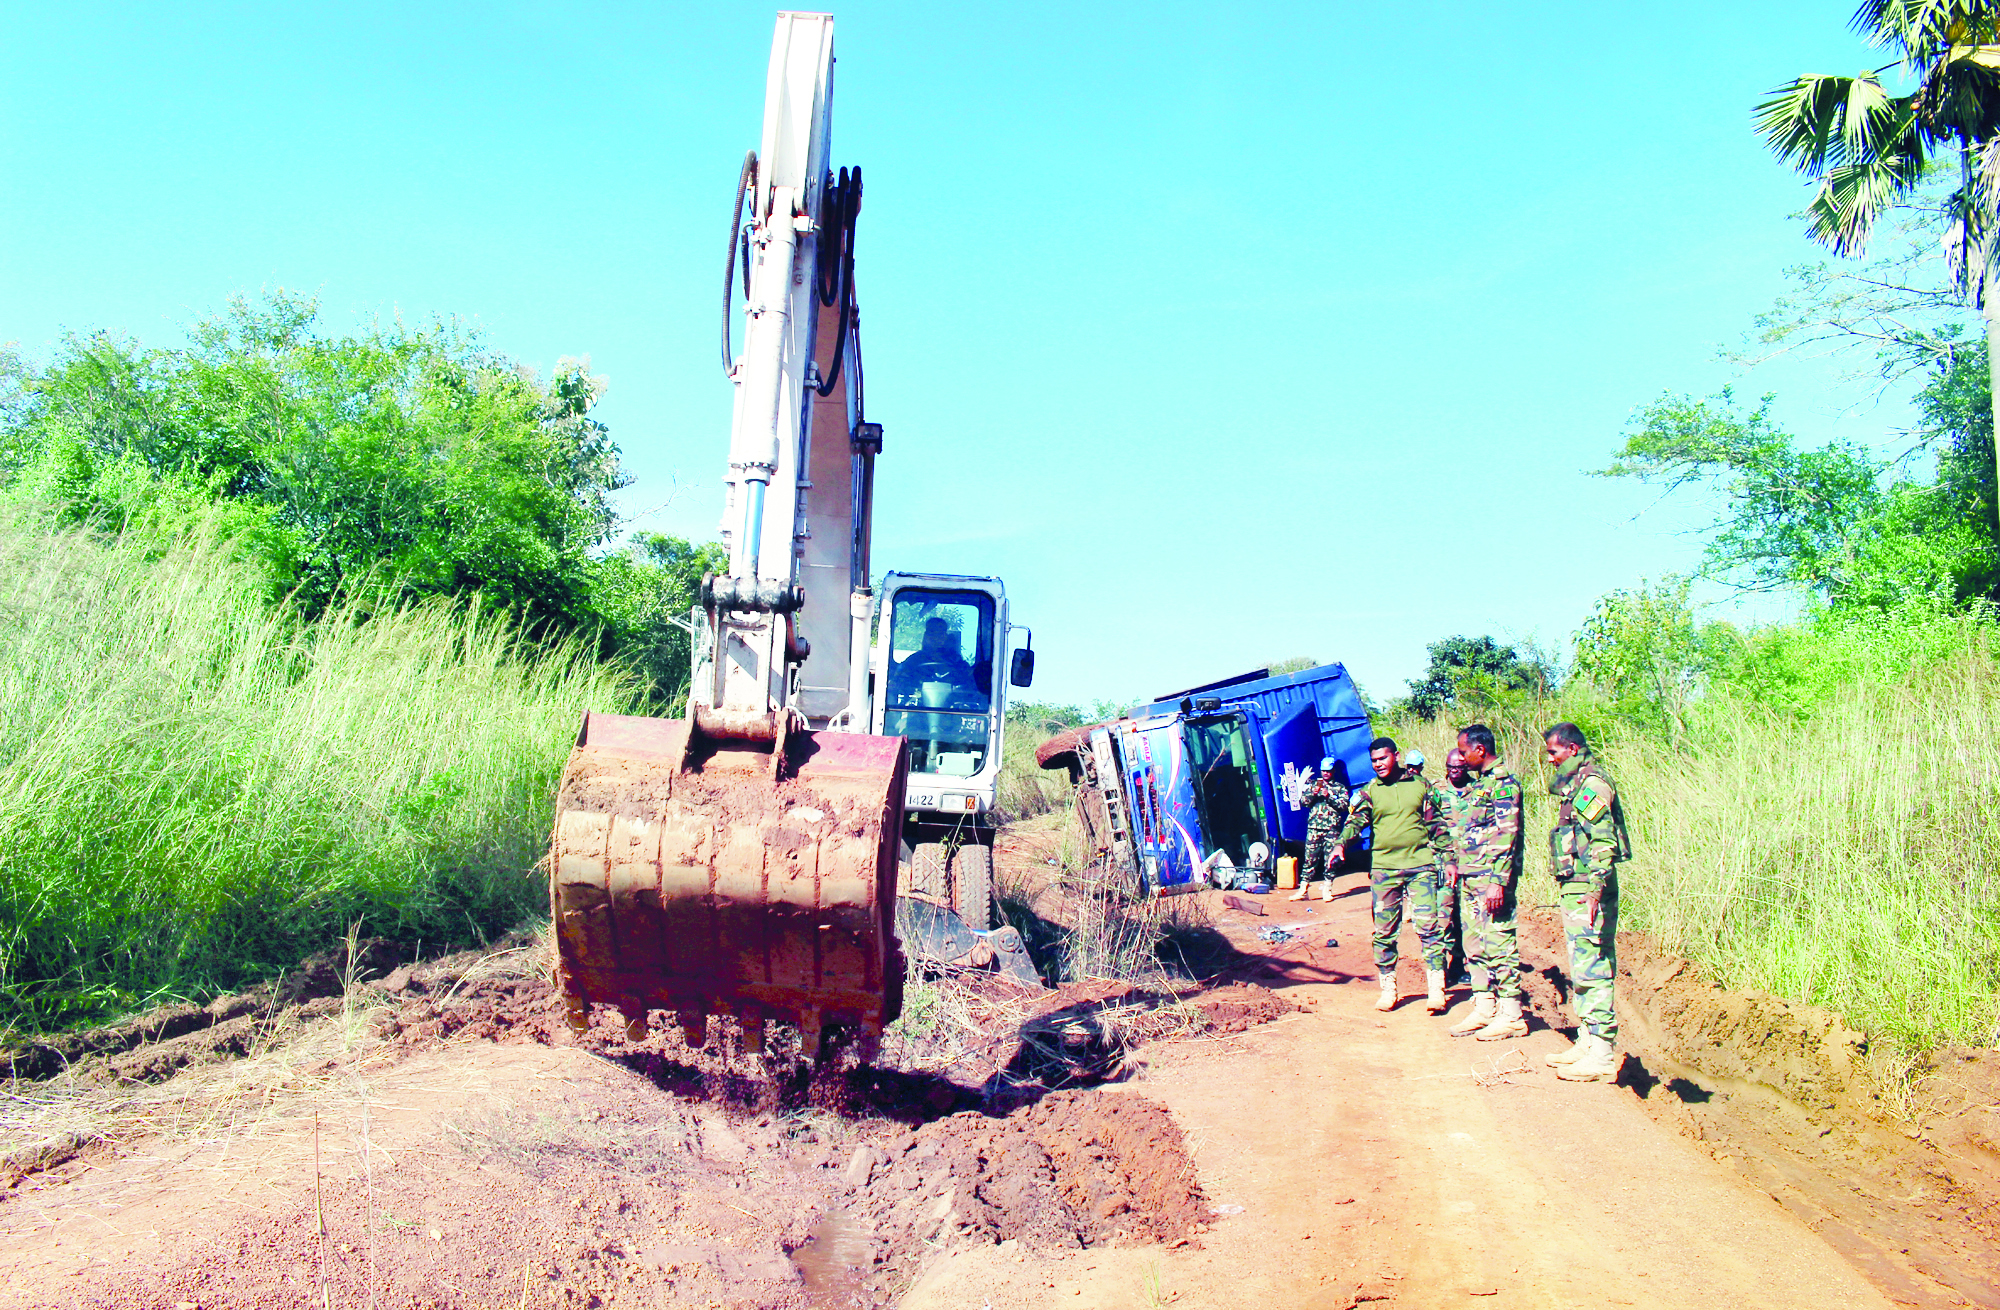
top-left (0, 293), bottom-right (720, 708)
top-left (0, 509), bottom-right (637, 1030)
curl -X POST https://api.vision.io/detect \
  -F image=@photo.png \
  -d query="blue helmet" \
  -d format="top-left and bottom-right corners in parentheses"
top-left (1319, 756), bottom-right (1336, 774)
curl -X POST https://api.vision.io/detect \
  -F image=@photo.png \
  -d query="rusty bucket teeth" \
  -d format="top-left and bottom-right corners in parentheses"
top-left (548, 712), bottom-right (908, 1063)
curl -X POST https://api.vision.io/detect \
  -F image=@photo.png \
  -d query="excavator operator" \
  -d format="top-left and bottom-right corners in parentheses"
top-left (892, 617), bottom-right (979, 708)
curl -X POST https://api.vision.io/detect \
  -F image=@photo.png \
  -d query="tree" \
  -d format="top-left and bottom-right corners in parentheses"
top-left (1572, 578), bottom-right (1738, 741)
top-left (1604, 390), bottom-right (1887, 594)
top-left (1603, 387), bottom-right (1998, 605)
top-left (1403, 635), bottom-right (1551, 719)
top-left (1756, 0), bottom-right (2000, 522)
top-left (587, 532), bottom-right (728, 706)
top-left (1, 292), bottom-right (728, 698)
top-left (3, 292), bottom-right (629, 627)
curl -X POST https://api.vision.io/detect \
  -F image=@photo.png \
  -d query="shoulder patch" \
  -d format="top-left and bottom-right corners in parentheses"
top-left (1576, 782), bottom-right (1612, 822)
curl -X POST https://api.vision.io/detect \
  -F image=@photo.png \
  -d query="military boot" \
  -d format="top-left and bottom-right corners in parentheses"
top-left (1315, 879), bottom-right (1335, 902)
top-left (1423, 969), bottom-right (1447, 1014)
top-left (1555, 1034), bottom-right (1619, 1082)
top-left (1474, 994), bottom-right (1529, 1041)
top-left (1448, 991), bottom-right (1495, 1036)
top-left (1373, 972), bottom-right (1397, 1012)
top-left (1544, 1036), bottom-right (1584, 1067)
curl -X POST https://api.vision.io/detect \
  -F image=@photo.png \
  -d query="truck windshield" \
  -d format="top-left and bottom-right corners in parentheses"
top-left (1184, 715), bottom-right (1268, 869)
top-left (882, 589), bottom-right (996, 777)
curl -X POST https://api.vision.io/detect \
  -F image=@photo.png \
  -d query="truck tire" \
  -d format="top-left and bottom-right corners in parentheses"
top-left (905, 841), bottom-right (995, 931)
top-left (953, 842), bottom-right (994, 931)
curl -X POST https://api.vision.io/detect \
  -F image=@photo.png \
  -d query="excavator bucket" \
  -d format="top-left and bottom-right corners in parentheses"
top-left (549, 711), bottom-right (907, 1058)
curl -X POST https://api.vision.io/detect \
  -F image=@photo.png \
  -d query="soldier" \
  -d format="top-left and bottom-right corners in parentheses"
top-left (1337, 737), bottom-right (1459, 1014)
top-left (1542, 722), bottom-right (1630, 1083)
top-left (1289, 757), bottom-right (1350, 902)
top-left (1436, 748), bottom-right (1476, 986)
top-left (1447, 723), bottom-right (1529, 1040)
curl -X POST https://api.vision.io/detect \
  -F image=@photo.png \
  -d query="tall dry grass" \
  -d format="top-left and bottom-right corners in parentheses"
top-left (0, 512), bottom-right (637, 1028)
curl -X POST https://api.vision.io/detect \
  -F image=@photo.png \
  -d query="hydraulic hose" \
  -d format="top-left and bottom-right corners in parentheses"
top-left (814, 166), bottom-right (861, 398)
top-left (721, 150), bottom-right (757, 377)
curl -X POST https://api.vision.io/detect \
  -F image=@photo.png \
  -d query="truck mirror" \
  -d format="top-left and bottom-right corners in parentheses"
top-left (1009, 648), bottom-right (1035, 688)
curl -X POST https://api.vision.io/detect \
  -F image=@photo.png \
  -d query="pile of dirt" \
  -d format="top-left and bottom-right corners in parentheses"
top-left (1517, 909), bottom-right (2000, 1309)
top-left (846, 1089), bottom-right (1205, 1250)
top-left (800, 1088), bottom-right (1206, 1304)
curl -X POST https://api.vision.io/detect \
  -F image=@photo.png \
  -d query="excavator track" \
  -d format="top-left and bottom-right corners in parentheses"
top-left (550, 712), bottom-right (907, 1057)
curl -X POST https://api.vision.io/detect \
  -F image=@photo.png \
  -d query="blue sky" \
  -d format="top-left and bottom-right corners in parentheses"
top-left (0, 2), bottom-right (1952, 706)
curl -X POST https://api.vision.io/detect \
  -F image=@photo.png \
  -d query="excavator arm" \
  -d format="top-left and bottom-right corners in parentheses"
top-left (548, 12), bottom-right (905, 1060)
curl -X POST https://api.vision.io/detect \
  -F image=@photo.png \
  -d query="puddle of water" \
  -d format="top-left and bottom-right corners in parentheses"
top-left (790, 1206), bottom-right (874, 1303)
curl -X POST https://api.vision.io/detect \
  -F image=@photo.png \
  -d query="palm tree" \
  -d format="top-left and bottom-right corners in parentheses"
top-left (1756, 1), bottom-right (2000, 526)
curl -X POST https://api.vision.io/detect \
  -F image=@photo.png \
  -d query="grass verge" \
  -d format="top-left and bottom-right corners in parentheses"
top-left (0, 510), bottom-right (635, 1030)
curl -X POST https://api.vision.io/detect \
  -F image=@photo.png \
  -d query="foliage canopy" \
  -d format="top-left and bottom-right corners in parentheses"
top-left (0, 293), bottom-right (719, 703)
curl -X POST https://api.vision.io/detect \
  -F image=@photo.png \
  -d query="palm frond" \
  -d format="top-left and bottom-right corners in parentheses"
top-left (1758, 75), bottom-right (1860, 170)
top-left (1856, 1), bottom-right (1996, 58)
top-left (1804, 151), bottom-right (1930, 254)
top-left (1757, 73), bottom-right (1917, 175)
top-left (1919, 49), bottom-right (2000, 137)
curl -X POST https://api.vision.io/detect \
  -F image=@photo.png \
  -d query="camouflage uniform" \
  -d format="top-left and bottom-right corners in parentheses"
top-left (1457, 759), bottom-right (1525, 999)
top-left (1337, 770), bottom-right (1458, 974)
top-left (1300, 773), bottom-right (1350, 884)
top-left (1550, 750), bottom-right (1630, 1043)
top-left (1435, 777), bottom-right (1477, 980)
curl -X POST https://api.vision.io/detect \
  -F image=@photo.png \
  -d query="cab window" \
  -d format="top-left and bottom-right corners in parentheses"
top-left (1184, 715), bottom-right (1268, 868)
top-left (882, 589), bottom-right (996, 777)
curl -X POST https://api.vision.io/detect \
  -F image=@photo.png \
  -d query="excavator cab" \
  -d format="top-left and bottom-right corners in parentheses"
top-left (871, 572), bottom-right (1028, 933)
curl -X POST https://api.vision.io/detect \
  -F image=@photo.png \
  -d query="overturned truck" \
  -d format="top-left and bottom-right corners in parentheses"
top-left (1036, 663), bottom-right (1376, 894)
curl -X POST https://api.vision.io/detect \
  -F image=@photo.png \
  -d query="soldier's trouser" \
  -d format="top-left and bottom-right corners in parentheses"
top-left (1302, 824), bottom-right (1339, 882)
top-left (1372, 863), bottom-right (1449, 973)
top-left (1558, 873), bottom-right (1619, 1041)
top-left (1460, 870), bottom-right (1521, 998)
top-left (1444, 876), bottom-right (1466, 979)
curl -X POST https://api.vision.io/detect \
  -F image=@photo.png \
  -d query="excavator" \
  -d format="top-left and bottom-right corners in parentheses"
top-left (547, 12), bottom-right (1033, 1060)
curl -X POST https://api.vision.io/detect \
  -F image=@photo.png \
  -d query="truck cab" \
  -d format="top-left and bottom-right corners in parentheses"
top-left (1043, 662), bottom-right (1375, 897)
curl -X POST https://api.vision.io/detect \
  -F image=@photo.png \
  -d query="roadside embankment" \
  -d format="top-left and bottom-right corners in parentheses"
top-left (1518, 909), bottom-right (2000, 1308)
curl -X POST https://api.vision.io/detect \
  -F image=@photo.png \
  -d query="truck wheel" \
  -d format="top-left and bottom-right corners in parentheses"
top-left (953, 843), bottom-right (994, 931)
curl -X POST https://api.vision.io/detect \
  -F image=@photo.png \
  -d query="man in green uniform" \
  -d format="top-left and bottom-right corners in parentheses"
top-left (1542, 722), bottom-right (1630, 1082)
top-left (1289, 757), bottom-right (1350, 902)
top-left (1436, 748), bottom-right (1476, 988)
top-left (1447, 723), bottom-right (1529, 1041)
top-left (1338, 736), bottom-right (1459, 1014)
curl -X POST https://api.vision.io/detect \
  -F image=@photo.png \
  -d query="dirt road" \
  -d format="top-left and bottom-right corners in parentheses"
top-left (4, 847), bottom-right (1993, 1308)
top-left (905, 878), bottom-right (1898, 1310)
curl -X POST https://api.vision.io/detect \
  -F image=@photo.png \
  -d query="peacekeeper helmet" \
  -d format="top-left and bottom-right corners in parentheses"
top-left (1405, 749), bottom-right (1426, 772)
top-left (1318, 756), bottom-right (1336, 775)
